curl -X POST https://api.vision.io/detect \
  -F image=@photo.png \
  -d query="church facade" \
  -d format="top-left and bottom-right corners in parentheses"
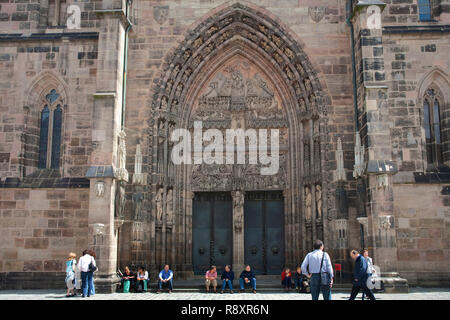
top-left (0, 0), bottom-right (449, 292)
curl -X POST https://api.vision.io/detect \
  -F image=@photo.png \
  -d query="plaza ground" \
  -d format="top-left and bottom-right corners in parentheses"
top-left (0, 288), bottom-right (449, 300)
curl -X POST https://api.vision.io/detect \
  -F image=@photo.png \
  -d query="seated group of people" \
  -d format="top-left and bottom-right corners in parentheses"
top-left (281, 266), bottom-right (310, 292)
top-left (205, 264), bottom-right (255, 294)
top-left (119, 264), bottom-right (310, 294)
top-left (120, 264), bottom-right (174, 293)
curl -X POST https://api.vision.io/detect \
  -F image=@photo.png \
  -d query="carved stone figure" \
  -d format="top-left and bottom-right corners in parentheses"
top-left (116, 130), bottom-right (128, 182)
top-left (316, 185), bottom-right (322, 220)
top-left (232, 190), bottom-right (244, 232)
top-left (155, 188), bottom-right (164, 222)
top-left (166, 189), bottom-right (173, 224)
top-left (115, 181), bottom-right (126, 219)
top-left (95, 181), bottom-right (105, 198)
top-left (305, 186), bottom-right (312, 221)
top-left (132, 192), bottom-right (144, 221)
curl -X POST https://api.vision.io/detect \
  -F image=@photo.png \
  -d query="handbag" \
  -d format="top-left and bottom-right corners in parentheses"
top-left (320, 251), bottom-right (331, 287)
top-left (88, 257), bottom-right (97, 272)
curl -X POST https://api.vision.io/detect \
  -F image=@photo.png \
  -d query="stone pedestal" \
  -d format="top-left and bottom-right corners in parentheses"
top-left (86, 176), bottom-right (120, 293)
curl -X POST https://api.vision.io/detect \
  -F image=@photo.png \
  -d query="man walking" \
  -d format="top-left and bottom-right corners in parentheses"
top-left (301, 240), bottom-right (334, 300)
top-left (349, 250), bottom-right (376, 300)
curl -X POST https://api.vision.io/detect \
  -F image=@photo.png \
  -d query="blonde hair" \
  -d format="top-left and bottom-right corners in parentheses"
top-left (67, 252), bottom-right (76, 260)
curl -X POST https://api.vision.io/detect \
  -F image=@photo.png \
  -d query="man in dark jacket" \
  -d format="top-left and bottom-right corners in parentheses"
top-left (239, 265), bottom-right (256, 293)
top-left (349, 250), bottom-right (376, 300)
top-left (221, 265), bottom-right (234, 294)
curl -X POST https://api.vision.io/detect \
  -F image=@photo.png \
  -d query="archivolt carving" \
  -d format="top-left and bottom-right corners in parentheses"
top-left (150, 3), bottom-right (327, 121)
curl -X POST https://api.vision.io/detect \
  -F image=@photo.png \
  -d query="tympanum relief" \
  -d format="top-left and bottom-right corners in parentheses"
top-left (189, 59), bottom-right (288, 192)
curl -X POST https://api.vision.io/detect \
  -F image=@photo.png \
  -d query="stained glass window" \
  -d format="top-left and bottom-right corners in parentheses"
top-left (418, 0), bottom-right (432, 21)
top-left (50, 105), bottom-right (62, 168)
top-left (424, 88), bottom-right (443, 167)
top-left (38, 89), bottom-right (63, 169)
top-left (38, 105), bottom-right (50, 168)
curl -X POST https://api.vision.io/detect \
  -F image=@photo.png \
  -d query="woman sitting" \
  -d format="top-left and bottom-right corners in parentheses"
top-left (121, 266), bottom-right (136, 293)
top-left (136, 266), bottom-right (149, 292)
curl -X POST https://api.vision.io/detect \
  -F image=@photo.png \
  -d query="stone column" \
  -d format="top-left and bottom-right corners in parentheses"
top-left (231, 190), bottom-right (245, 272)
top-left (352, 1), bottom-right (408, 292)
top-left (84, 2), bottom-right (130, 292)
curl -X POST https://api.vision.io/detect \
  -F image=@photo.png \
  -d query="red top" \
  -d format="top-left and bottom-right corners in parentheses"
top-left (281, 271), bottom-right (291, 280)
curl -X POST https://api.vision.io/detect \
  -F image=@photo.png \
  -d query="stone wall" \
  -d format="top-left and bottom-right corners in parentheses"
top-left (394, 183), bottom-right (450, 286)
top-left (0, 188), bottom-right (89, 289)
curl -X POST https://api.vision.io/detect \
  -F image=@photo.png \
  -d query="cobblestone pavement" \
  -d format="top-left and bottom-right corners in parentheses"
top-left (0, 288), bottom-right (449, 300)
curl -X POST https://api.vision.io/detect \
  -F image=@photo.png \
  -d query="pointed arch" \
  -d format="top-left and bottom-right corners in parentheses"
top-left (21, 72), bottom-right (68, 176)
top-left (147, 2), bottom-right (334, 271)
top-left (417, 67), bottom-right (450, 168)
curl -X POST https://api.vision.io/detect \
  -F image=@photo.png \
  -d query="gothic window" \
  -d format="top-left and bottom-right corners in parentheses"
top-left (423, 88), bottom-right (444, 167)
top-left (418, 0), bottom-right (432, 21)
top-left (38, 90), bottom-right (63, 169)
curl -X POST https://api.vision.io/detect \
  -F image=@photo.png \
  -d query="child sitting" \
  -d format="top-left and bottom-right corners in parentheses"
top-left (281, 267), bottom-right (292, 291)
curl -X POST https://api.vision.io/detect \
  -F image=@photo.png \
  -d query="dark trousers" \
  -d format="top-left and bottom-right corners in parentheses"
top-left (158, 279), bottom-right (173, 290)
top-left (349, 282), bottom-right (376, 301)
top-left (81, 271), bottom-right (93, 297)
top-left (294, 278), bottom-right (304, 291)
top-left (282, 277), bottom-right (292, 289)
top-left (310, 273), bottom-right (331, 300)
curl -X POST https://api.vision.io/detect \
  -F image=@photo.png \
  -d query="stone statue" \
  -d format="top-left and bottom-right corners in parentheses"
top-left (232, 190), bottom-right (244, 232)
top-left (115, 181), bottom-right (126, 219)
top-left (166, 189), bottom-right (173, 224)
top-left (315, 184), bottom-right (322, 220)
top-left (116, 130), bottom-right (129, 182)
top-left (155, 188), bottom-right (164, 222)
top-left (95, 181), bottom-right (105, 198)
top-left (132, 192), bottom-right (144, 221)
top-left (305, 186), bottom-right (312, 221)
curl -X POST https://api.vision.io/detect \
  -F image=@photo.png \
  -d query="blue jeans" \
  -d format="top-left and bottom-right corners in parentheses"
top-left (221, 280), bottom-right (233, 291)
top-left (81, 271), bottom-right (93, 297)
top-left (158, 279), bottom-right (173, 290)
top-left (90, 275), bottom-right (95, 295)
top-left (239, 277), bottom-right (256, 291)
top-left (309, 274), bottom-right (331, 300)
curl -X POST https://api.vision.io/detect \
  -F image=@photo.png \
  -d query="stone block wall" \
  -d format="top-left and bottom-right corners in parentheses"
top-left (0, 188), bottom-right (89, 289)
top-left (394, 184), bottom-right (450, 286)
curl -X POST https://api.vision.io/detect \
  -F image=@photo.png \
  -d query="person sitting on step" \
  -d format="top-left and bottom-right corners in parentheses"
top-left (205, 265), bottom-right (218, 293)
top-left (239, 265), bottom-right (256, 294)
top-left (221, 265), bottom-right (234, 294)
top-left (136, 266), bottom-right (149, 292)
top-left (281, 267), bottom-right (292, 291)
top-left (157, 264), bottom-right (173, 294)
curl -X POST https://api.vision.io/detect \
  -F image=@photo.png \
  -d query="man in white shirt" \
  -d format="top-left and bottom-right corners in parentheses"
top-left (301, 240), bottom-right (334, 300)
top-left (78, 249), bottom-right (96, 297)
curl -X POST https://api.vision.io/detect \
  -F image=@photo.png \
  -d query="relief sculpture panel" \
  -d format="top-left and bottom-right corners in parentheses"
top-left (189, 58), bottom-right (288, 191)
